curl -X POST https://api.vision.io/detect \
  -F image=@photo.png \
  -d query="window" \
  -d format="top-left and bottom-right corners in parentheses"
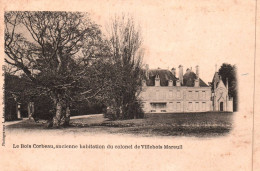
top-left (177, 91), bottom-right (181, 98)
top-left (151, 103), bottom-right (156, 110)
top-left (169, 102), bottom-right (173, 110)
top-left (177, 102), bottom-right (181, 111)
top-left (160, 91), bottom-right (166, 100)
top-left (195, 102), bottom-right (199, 111)
top-left (169, 90), bottom-right (173, 99)
top-left (195, 91), bottom-right (199, 100)
top-left (173, 102), bottom-right (176, 110)
top-left (188, 91), bottom-right (193, 99)
top-left (202, 91), bottom-right (206, 99)
top-left (188, 102), bottom-right (192, 111)
top-left (173, 91), bottom-right (176, 99)
top-left (202, 102), bottom-right (206, 111)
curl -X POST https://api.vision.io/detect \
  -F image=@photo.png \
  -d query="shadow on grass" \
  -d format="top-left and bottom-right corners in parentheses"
top-left (6, 112), bottom-right (234, 137)
top-left (115, 126), bottom-right (232, 137)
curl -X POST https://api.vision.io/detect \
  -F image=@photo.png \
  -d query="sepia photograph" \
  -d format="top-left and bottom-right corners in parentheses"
top-left (0, 0), bottom-right (258, 170)
top-left (3, 10), bottom-right (238, 136)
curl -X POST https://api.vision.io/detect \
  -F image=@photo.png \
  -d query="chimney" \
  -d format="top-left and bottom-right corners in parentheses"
top-left (196, 65), bottom-right (199, 79)
top-left (178, 65), bottom-right (183, 84)
top-left (155, 74), bottom-right (160, 86)
top-left (171, 67), bottom-right (176, 77)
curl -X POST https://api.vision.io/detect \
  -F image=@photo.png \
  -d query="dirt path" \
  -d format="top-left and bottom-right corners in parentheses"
top-left (70, 114), bottom-right (103, 119)
top-left (4, 114), bottom-right (103, 126)
top-left (4, 118), bottom-right (28, 126)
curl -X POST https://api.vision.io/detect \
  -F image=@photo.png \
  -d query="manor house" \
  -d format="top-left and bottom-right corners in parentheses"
top-left (139, 65), bottom-right (233, 113)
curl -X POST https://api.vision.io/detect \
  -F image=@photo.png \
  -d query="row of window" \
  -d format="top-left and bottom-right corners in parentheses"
top-left (187, 102), bottom-right (207, 111)
top-left (168, 102), bottom-right (207, 111)
top-left (168, 102), bottom-right (182, 111)
top-left (143, 101), bottom-right (208, 112)
top-left (147, 102), bottom-right (182, 111)
top-left (187, 91), bottom-right (207, 100)
top-left (143, 90), bottom-right (208, 100)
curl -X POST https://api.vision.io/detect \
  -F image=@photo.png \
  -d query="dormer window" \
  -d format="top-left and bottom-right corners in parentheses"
top-left (155, 74), bottom-right (160, 86)
top-left (176, 80), bottom-right (181, 87)
top-left (168, 80), bottom-right (173, 86)
top-left (194, 79), bottom-right (200, 87)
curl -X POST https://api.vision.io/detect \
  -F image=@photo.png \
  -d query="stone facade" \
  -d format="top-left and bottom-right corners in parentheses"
top-left (139, 65), bottom-right (233, 113)
top-left (211, 72), bottom-right (233, 112)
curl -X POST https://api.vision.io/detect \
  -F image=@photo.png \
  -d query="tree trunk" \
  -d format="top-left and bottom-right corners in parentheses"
top-left (51, 97), bottom-right (71, 128)
top-left (53, 100), bottom-right (63, 128)
top-left (60, 106), bottom-right (70, 127)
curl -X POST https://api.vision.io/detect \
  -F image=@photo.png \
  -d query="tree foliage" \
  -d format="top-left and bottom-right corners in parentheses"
top-left (4, 11), bottom-right (106, 127)
top-left (4, 12), bottom-right (145, 126)
top-left (104, 16), bottom-right (144, 119)
top-left (218, 63), bottom-right (238, 111)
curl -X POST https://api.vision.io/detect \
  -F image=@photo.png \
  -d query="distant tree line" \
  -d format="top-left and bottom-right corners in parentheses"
top-left (4, 11), bottom-right (144, 127)
top-left (4, 72), bottom-right (106, 121)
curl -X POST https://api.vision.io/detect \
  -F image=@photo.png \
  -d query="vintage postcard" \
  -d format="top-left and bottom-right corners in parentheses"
top-left (0, 0), bottom-right (259, 170)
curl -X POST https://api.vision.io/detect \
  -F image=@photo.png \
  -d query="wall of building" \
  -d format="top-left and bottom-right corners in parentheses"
top-left (212, 81), bottom-right (233, 112)
top-left (227, 100), bottom-right (233, 112)
top-left (140, 86), bottom-right (212, 113)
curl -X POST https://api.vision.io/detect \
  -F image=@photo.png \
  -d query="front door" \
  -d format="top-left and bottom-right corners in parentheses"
top-left (220, 102), bottom-right (223, 111)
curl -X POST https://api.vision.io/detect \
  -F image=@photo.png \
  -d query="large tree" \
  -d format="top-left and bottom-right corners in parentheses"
top-left (104, 16), bottom-right (144, 119)
top-left (4, 11), bottom-right (106, 127)
top-left (218, 63), bottom-right (238, 111)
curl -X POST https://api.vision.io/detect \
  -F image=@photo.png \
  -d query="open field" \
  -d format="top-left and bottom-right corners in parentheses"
top-left (6, 112), bottom-right (233, 137)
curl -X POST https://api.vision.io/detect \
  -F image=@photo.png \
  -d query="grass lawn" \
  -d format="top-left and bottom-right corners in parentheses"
top-left (6, 112), bottom-right (233, 137)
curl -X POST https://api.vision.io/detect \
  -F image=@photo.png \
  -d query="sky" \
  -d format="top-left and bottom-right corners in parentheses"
top-left (3, 0), bottom-right (256, 84)
top-left (85, 0), bottom-right (255, 83)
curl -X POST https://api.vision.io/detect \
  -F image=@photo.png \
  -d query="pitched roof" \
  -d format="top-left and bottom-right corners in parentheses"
top-left (183, 70), bottom-right (208, 87)
top-left (211, 72), bottom-right (228, 91)
top-left (145, 69), bottom-right (177, 86)
top-left (144, 69), bottom-right (209, 87)
top-left (211, 72), bottom-right (222, 91)
top-left (212, 72), bottom-right (220, 84)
